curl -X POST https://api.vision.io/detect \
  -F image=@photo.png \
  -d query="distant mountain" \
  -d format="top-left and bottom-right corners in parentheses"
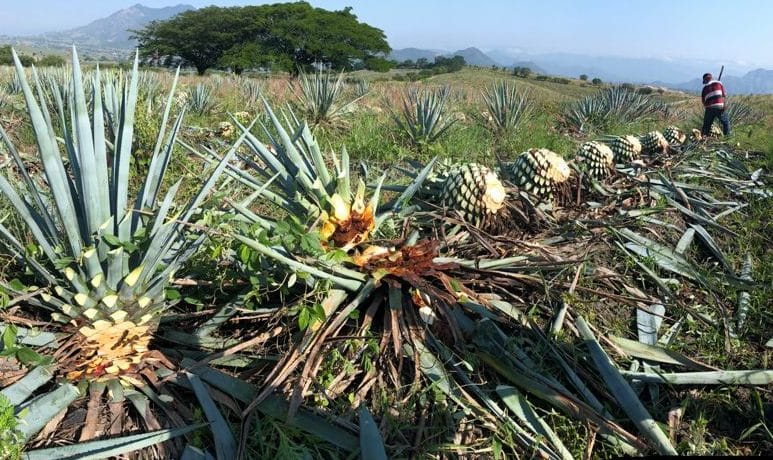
top-left (42, 3), bottom-right (193, 49)
top-left (511, 61), bottom-right (546, 74)
top-left (445, 47), bottom-right (498, 67)
top-left (0, 3), bottom-right (193, 54)
top-left (388, 48), bottom-right (443, 63)
top-left (389, 46), bottom-right (499, 67)
top-left (666, 68), bottom-right (773, 95)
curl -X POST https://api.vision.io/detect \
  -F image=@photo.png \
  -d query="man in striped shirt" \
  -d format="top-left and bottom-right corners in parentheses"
top-left (701, 72), bottom-right (731, 136)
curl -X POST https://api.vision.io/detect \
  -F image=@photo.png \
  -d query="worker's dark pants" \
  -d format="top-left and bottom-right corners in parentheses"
top-left (702, 107), bottom-right (731, 136)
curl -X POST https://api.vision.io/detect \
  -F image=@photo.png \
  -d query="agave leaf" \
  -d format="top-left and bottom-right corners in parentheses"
top-left (180, 445), bottom-right (216, 460)
top-left (12, 49), bottom-right (82, 257)
top-left (136, 67), bottom-right (182, 216)
top-left (610, 335), bottom-right (714, 370)
top-left (690, 224), bottom-right (734, 274)
top-left (1, 365), bottom-right (54, 405)
top-left (0, 324), bottom-right (58, 348)
top-left (576, 317), bottom-right (677, 455)
top-left (665, 197), bottom-right (737, 237)
top-left (113, 52), bottom-right (140, 240)
top-left (17, 383), bottom-right (81, 441)
top-left (636, 303), bottom-right (665, 346)
top-left (233, 235), bottom-right (364, 291)
top-left (734, 253), bottom-right (753, 334)
top-left (497, 385), bottom-right (573, 460)
top-left (71, 47), bottom-right (104, 236)
top-left (186, 372), bottom-right (236, 460)
top-left (657, 317), bottom-right (686, 347)
top-left (0, 125), bottom-right (57, 238)
top-left (358, 404), bottom-right (388, 460)
top-left (674, 228), bottom-right (695, 255)
top-left (22, 425), bottom-right (205, 460)
top-left (620, 370), bottom-right (773, 385)
top-left (183, 360), bottom-right (358, 452)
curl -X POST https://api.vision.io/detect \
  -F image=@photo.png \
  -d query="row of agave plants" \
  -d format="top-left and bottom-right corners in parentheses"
top-left (1, 47), bottom-right (771, 458)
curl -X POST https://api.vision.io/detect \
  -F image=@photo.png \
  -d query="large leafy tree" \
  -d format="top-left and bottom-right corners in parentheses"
top-left (133, 2), bottom-right (390, 75)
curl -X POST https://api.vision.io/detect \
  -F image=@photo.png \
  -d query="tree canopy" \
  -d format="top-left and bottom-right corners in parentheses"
top-left (132, 2), bottom-right (391, 75)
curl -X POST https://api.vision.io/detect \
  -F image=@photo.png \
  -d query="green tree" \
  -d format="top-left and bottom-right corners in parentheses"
top-left (37, 54), bottom-right (66, 67)
top-left (132, 6), bottom-right (252, 75)
top-left (512, 66), bottom-right (532, 78)
top-left (133, 2), bottom-right (390, 75)
top-left (364, 56), bottom-right (394, 72)
top-left (579, 74), bottom-right (588, 81)
top-left (0, 46), bottom-right (33, 66)
top-left (592, 77), bottom-right (603, 85)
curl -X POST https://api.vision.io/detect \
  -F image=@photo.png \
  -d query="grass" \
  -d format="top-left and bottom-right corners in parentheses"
top-left (1, 62), bottom-right (771, 458)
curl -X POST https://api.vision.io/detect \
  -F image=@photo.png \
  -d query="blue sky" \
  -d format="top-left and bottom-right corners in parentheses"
top-left (1, 0), bottom-right (771, 67)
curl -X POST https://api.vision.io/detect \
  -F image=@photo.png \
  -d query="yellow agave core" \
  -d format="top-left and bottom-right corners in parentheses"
top-left (320, 193), bottom-right (375, 250)
top-left (538, 149), bottom-right (572, 183)
top-left (66, 319), bottom-right (151, 381)
top-left (482, 170), bottom-right (506, 213)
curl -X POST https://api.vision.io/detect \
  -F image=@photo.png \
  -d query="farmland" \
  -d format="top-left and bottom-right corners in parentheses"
top-left (0, 54), bottom-right (771, 459)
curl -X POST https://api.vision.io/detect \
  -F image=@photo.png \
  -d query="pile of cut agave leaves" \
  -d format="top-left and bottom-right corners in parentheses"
top-left (0, 48), bottom-right (771, 459)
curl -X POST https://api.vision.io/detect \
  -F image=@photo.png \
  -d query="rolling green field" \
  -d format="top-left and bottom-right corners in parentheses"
top-left (0, 59), bottom-right (771, 459)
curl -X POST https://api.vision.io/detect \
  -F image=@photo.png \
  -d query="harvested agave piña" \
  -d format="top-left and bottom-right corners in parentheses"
top-left (576, 141), bottom-right (614, 179)
top-left (663, 125), bottom-right (686, 146)
top-left (602, 135), bottom-right (642, 163)
top-left (638, 130), bottom-right (669, 154)
top-left (504, 148), bottom-right (572, 200)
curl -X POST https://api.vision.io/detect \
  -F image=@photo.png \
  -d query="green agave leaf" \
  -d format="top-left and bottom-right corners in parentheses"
top-left (496, 385), bottom-right (573, 460)
top-left (610, 335), bottom-right (714, 370)
top-left (358, 404), bottom-right (388, 460)
top-left (180, 445), bottom-right (216, 460)
top-left (576, 317), bottom-right (677, 455)
top-left (1, 365), bottom-right (54, 405)
top-left (186, 372), bottom-right (236, 460)
top-left (17, 383), bottom-right (81, 441)
top-left (182, 360), bottom-right (358, 452)
top-left (621, 370), bottom-right (773, 385)
top-left (674, 228), bottom-right (695, 255)
top-left (0, 324), bottom-right (58, 348)
top-left (22, 424), bottom-right (205, 460)
top-left (12, 49), bottom-right (83, 258)
top-left (690, 224), bottom-right (734, 274)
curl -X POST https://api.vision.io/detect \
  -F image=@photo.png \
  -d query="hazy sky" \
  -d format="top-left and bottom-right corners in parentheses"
top-left (1, 0), bottom-right (772, 67)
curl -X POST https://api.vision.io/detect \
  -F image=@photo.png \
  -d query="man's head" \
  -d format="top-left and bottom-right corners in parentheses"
top-left (703, 73), bottom-right (712, 83)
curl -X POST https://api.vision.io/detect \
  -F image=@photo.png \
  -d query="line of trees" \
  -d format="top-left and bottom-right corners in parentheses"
top-left (0, 46), bottom-right (66, 67)
top-left (132, 2), bottom-right (391, 75)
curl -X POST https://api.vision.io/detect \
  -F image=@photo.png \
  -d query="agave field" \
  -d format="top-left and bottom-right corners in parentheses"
top-left (0, 47), bottom-right (772, 459)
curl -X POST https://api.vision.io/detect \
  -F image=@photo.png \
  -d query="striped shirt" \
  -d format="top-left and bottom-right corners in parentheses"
top-left (702, 80), bottom-right (726, 109)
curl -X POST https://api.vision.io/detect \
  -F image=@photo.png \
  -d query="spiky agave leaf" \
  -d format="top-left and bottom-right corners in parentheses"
top-left (503, 148), bottom-right (572, 200)
top-left (662, 125), bottom-right (686, 147)
top-left (296, 68), bottom-right (361, 128)
top-left (576, 141), bottom-right (614, 179)
top-left (190, 100), bottom-right (430, 251)
top-left (638, 130), bottom-right (669, 154)
top-left (0, 46), bottom-right (238, 449)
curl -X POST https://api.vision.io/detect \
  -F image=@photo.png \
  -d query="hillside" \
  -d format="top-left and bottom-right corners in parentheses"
top-left (0, 3), bottom-right (193, 58)
top-left (389, 47), bottom-right (498, 67)
top-left (41, 3), bottom-right (193, 49)
top-left (666, 68), bottom-right (773, 95)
